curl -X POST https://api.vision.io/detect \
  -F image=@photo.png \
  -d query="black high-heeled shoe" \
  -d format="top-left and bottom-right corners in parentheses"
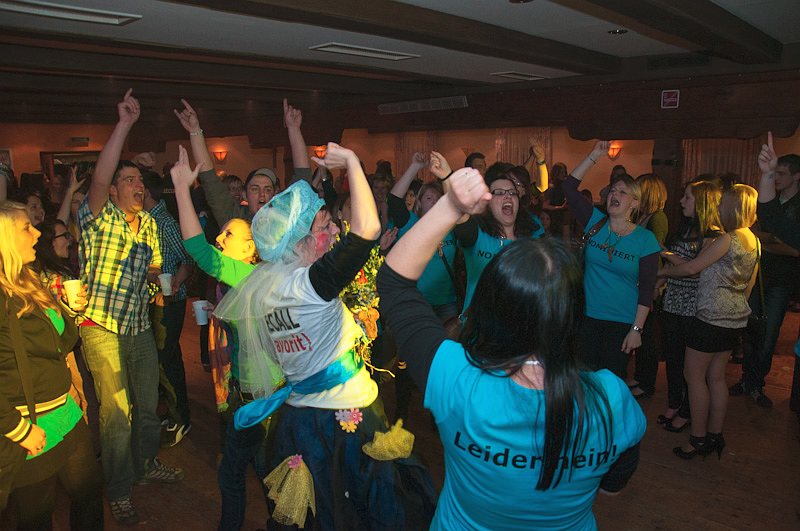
top-left (673, 435), bottom-right (710, 460)
top-left (663, 416), bottom-right (691, 433)
top-left (706, 432), bottom-right (726, 460)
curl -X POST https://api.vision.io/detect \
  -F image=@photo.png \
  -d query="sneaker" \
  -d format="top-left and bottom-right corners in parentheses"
top-left (138, 457), bottom-right (184, 484)
top-left (729, 382), bottom-right (746, 396)
top-left (110, 496), bottom-right (139, 525)
top-left (161, 422), bottom-right (192, 448)
top-left (750, 389), bottom-right (773, 408)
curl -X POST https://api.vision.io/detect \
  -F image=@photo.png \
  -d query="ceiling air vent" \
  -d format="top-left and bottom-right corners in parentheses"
top-left (490, 71), bottom-right (545, 81)
top-left (378, 96), bottom-right (468, 115)
top-left (309, 42), bottom-right (419, 61)
top-left (0, 0), bottom-right (142, 25)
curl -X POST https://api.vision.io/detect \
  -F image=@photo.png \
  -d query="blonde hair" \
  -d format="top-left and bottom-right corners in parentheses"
top-left (636, 174), bottom-right (667, 218)
top-left (687, 181), bottom-right (722, 237)
top-left (0, 201), bottom-right (58, 317)
top-left (719, 184), bottom-right (757, 232)
top-left (610, 174), bottom-right (641, 221)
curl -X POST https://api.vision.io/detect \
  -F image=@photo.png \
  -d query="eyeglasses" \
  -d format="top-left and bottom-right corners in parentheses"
top-left (53, 232), bottom-right (71, 241)
top-left (490, 188), bottom-right (519, 197)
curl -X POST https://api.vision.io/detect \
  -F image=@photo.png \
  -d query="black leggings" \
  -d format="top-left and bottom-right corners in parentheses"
top-left (578, 316), bottom-right (631, 378)
top-left (661, 312), bottom-right (692, 418)
top-left (7, 421), bottom-right (103, 531)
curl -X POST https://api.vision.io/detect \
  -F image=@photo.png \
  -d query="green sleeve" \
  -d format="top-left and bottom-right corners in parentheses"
top-left (182, 234), bottom-right (255, 288)
top-left (198, 169), bottom-right (237, 227)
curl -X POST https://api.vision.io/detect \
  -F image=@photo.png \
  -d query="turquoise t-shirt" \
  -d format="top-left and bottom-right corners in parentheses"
top-left (393, 212), bottom-right (457, 307)
top-left (424, 340), bottom-right (646, 530)
top-left (582, 209), bottom-right (661, 324)
top-left (460, 222), bottom-right (544, 311)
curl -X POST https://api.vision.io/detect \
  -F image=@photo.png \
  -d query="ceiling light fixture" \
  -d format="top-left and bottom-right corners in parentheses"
top-left (309, 42), bottom-right (419, 61)
top-left (0, 0), bottom-right (142, 25)
top-left (608, 29), bottom-right (628, 35)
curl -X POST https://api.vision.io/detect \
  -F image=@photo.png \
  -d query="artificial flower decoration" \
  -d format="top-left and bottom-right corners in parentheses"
top-left (288, 454), bottom-right (304, 470)
top-left (335, 408), bottom-right (363, 433)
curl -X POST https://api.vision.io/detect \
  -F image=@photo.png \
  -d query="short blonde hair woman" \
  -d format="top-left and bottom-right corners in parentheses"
top-left (0, 200), bottom-right (102, 528)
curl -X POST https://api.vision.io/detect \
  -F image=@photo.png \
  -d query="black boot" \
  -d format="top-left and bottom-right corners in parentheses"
top-left (673, 435), bottom-right (710, 460)
top-left (706, 432), bottom-right (726, 460)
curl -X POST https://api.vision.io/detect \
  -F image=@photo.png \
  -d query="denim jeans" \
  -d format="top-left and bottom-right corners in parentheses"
top-left (159, 298), bottom-right (190, 425)
top-left (80, 325), bottom-right (161, 500)
top-left (218, 389), bottom-right (270, 531)
top-left (743, 283), bottom-right (793, 391)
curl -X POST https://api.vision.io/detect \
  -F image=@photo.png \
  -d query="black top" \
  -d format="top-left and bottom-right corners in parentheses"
top-left (309, 232), bottom-right (377, 301)
top-left (758, 192), bottom-right (800, 288)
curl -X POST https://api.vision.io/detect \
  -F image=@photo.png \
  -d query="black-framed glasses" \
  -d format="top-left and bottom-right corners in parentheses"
top-left (490, 188), bottom-right (519, 197)
top-left (53, 232), bottom-right (71, 241)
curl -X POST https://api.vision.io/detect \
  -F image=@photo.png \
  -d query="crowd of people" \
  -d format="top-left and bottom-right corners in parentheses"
top-left (0, 89), bottom-right (797, 530)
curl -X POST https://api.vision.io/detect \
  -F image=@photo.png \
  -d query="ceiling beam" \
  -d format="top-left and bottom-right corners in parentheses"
top-left (166, 0), bottom-right (620, 75)
top-left (562, 0), bottom-right (782, 64)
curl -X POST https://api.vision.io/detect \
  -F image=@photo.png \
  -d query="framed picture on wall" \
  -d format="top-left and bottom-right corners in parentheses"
top-left (0, 148), bottom-right (12, 169)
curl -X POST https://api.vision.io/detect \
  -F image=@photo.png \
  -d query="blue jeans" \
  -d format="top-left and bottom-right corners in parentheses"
top-left (218, 389), bottom-right (270, 531)
top-left (744, 284), bottom-right (793, 391)
top-left (159, 298), bottom-right (190, 425)
top-left (80, 325), bottom-right (161, 500)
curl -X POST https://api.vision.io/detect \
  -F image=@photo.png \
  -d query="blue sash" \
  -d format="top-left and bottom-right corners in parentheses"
top-left (234, 349), bottom-right (363, 429)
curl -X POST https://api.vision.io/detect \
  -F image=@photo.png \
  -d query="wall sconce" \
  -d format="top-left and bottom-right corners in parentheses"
top-left (313, 145), bottom-right (327, 158)
top-left (213, 150), bottom-right (228, 164)
top-left (607, 143), bottom-right (622, 160)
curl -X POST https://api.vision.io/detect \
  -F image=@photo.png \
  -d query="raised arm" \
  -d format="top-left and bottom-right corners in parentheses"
top-left (572, 140), bottom-right (609, 182)
top-left (284, 99), bottom-right (310, 177)
top-left (89, 89), bottom-right (139, 215)
top-left (170, 145), bottom-right (204, 241)
top-left (757, 131), bottom-right (778, 204)
top-left (174, 99), bottom-right (213, 172)
top-left (390, 152), bottom-right (426, 199)
top-left (528, 137), bottom-right (549, 193)
top-left (57, 166), bottom-right (85, 225)
top-left (313, 143), bottom-right (380, 240)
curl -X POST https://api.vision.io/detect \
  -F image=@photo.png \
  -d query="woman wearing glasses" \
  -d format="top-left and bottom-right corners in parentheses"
top-left (454, 165), bottom-right (544, 312)
top-left (563, 141), bottom-right (661, 378)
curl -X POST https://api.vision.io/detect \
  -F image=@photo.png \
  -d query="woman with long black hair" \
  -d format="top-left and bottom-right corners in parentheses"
top-left (377, 168), bottom-right (645, 529)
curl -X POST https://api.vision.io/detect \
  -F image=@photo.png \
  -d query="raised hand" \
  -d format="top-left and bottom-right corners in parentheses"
top-left (117, 88), bottom-right (140, 126)
top-left (429, 151), bottom-right (452, 180)
top-left (758, 131), bottom-right (778, 174)
top-left (447, 168), bottom-right (491, 215)
top-left (173, 99), bottom-right (201, 134)
top-left (379, 227), bottom-right (399, 251)
top-left (283, 98), bottom-right (302, 129)
top-left (170, 145), bottom-right (202, 189)
top-left (591, 140), bottom-right (610, 160)
top-left (411, 152), bottom-right (426, 167)
top-left (311, 142), bottom-right (356, 170)
top-left (529, 137), bottom-right (545, 162)
top-left (67, 166), bottom-right (86, 194)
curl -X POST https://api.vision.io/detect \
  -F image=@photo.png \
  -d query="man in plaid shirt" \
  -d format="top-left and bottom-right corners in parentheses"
top-left (143, 171), bottom-right (194, 448)
top-left (79, 90), bottom-right (183, 525)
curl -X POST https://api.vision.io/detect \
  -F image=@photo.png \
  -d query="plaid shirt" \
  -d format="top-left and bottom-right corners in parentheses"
top-left (78, 197), bottom-right (162, 335)
top-left (149, 200), bottom-right (193, 301)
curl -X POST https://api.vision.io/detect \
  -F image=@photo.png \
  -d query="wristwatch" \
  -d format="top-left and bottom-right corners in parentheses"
top-left (631, 325), bottom-right (643, 334)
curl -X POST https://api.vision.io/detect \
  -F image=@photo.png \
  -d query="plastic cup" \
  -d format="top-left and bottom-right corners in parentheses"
top-left (192, 300), bottom-right (209, 325)
top-left (63, 280), bottom-right (82, 308)
top-left (158, 273), bottom-right (173, 296)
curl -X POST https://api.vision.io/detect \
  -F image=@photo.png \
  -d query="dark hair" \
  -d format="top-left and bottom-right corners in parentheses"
top-left (408, 180), bottom-right (423, 196)
top-left (777, 154), bottom-right (800, 175)
top-left (481, 169), bottom-right (540, 238)
top-left (460, 239), bottom-right (611, 490)
top-left (464, 152), bottom-right (486, 169)
top-left (142, 170), bottom-right (164, 201)
top-left (717, 172), bottom-right (740, 191)
top-left (33, 219), bottom-right (72, 278)
top-left (19, 173), bottom-right (46, 195)
top-left (550, 162), bottom-right (568, 182)
top-left (112, 160), bottom-right (140, 185)
top-left (332, 192), bottom-right (351, 229)
top-left (484, 162), bottom-right (513, 184)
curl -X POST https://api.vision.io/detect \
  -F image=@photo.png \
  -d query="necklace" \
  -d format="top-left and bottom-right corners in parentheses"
top-left (599, 223), bottom-right (630, 262)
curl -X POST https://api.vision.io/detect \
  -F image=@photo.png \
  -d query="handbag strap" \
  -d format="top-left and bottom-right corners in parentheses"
top-left (6, 298), bottom-right (38, 424)
top-left (438, 244), bottom-right (464, 306)
top-left (581, 215), bottom-right (609, 246)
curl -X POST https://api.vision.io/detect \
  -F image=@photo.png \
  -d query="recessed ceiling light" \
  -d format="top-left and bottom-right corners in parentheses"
top-left (0, 0), bottom-right (141, 25)
top-left (608, 29), bottom-right (628, 35)
top-left (309, 42), bottom-right (419, 61)
top-left (490, 71), bottom-right (545, 81)
top-left (509, 0), bottom-right (535, 3)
